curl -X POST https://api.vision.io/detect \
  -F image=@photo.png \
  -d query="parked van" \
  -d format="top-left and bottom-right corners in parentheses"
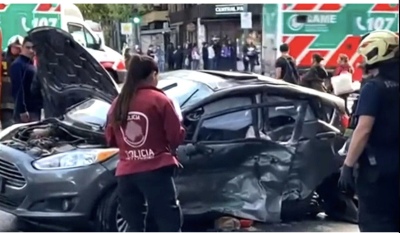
top-left (0, 3), bottom-right (126, 83)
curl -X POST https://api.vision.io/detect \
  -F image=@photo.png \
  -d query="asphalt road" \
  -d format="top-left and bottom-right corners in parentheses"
top-left (0, 210), bottom-right (358, 232)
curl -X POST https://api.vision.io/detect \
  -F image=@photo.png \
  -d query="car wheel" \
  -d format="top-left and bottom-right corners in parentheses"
top-left (95, 190), bottom-right (128, 232)
top-left (281, 191), bottom-right (318, 221)
top-left (317, 174), bottom-right (358, 223)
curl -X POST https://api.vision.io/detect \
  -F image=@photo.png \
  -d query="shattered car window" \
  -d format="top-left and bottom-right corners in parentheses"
top-left (198, 109), bottom-right (253, 141)
top-left (204, 97), bottom-right (252, 114)
top-left (158, 79), bottom-right (213, 108)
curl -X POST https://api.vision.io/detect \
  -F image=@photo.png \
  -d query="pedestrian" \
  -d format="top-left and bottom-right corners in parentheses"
top-left (135, 45), bottom-right (143, 55)
top-left (338, 30), bottom-right (399, 232)
top-left (334, 54), bottom-right (354, 76)
top-left (243, 42), bottom-right (257, 72)
top-left (207, 42), bottom-right (216, 70)
top-left (212, 38), bottom-right (221, 70)
top-left (147, 45), bottom-right (155, 59)
top-left (10, 36), bottom-right (42, 123)
top-left (219, 43), bottom-right (229, 71)
top-left (167, 43), bottom-right (175, 71)
top-left (242, 42), bottom-right (250, 72)
top-left (183, 42), bottom-right (191, 69)
top-left (299, 53), bottom-right (329, 92)
top-left (105, 54), bottom-right (185, 232)
top-left (191, 43), bottom-right (200, 70)
top-left (1, 38), bottom-right (21, 129)
top-left (155, 45), bottom-right (165, 72)
top-left (173, 45), bottom-right (183, 70)
top-left (226, 40), bottom-right (236, 71)
top-left (275, 43), bottom-right (299, 84)
top-left (202, 42), bottom-right (209, 70)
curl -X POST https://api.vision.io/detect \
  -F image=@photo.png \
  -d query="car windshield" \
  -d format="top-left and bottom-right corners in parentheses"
top-left (65, 79), bottom-right (213, 128)
top-left (157, 78), bottom-right (214, 108)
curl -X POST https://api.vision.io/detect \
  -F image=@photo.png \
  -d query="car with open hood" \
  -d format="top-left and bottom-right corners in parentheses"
top-left (0, 27), bottom-right (357, 232)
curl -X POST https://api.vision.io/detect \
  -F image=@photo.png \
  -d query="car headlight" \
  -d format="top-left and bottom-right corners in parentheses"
top-left (32, 148), bottom-right (119, 170)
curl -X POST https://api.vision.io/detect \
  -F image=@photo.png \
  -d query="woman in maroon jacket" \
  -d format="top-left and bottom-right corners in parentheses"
top-left (105, 54), bottom-right (185, 232)
top-left (334, 54), bottom-right (354, 76)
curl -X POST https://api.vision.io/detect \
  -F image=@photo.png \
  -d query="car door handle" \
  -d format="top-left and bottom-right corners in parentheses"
top-left (195, 143), bottom-right (214, 155)
top-left (316, 132), bottom-right (337, 140)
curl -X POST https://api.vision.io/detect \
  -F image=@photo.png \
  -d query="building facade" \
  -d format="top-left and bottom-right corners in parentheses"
top-left (168, 4), bottom-right (262, 47)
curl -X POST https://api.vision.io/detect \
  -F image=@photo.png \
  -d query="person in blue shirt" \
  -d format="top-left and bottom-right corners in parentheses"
top-left (9, 36), bottom-right (42, 123)
top-left (338, 30), bottom-right (399, 232)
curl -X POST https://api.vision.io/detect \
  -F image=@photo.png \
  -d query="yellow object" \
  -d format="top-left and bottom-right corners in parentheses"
top-left (358, 30), bottom-right (399, 65)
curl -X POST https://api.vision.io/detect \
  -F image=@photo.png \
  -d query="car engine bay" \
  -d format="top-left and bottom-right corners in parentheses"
top-left (1, 120), bottom-right (103, 157)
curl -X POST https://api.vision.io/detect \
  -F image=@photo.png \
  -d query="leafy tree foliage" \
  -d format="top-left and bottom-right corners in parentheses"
top-left (76, 4), bottom-right (151, 21)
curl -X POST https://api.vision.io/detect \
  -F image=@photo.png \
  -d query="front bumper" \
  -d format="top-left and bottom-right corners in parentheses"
top-left (0, 145), bottom-right (116, 228)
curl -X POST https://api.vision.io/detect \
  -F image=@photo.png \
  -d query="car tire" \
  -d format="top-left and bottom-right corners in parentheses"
top-left (281, 191), bottom-right (317, 221)
top-left (317, 173), bottom-right (358, 223)
top-left (94, 189), bottom-right (122, 232)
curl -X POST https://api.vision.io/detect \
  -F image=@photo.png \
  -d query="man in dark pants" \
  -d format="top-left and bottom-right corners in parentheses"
top-left (10, 36), bottom-right (42, 123)
top-left (338, 30), bottom-right (399, 232)
top-left (1, 40), bottom-right (21, 128)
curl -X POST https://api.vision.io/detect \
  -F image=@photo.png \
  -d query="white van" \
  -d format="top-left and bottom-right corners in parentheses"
top-left (0, 3), bottom-right (126, 83)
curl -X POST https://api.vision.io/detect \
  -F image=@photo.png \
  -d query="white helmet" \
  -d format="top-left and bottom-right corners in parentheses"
top-left (358, 30), bottom-right (399, 65)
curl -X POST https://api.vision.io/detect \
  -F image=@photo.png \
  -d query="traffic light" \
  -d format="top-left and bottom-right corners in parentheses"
top-left (132, 16), bottom-right (140, 24)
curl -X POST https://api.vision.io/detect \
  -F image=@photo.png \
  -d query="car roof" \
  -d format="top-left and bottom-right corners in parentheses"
top-left (160, 70), bottom-right (345, 111)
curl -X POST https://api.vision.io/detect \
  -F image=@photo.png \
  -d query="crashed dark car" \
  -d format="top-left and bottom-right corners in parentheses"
top-left (0, 27), bottom-right (357, 232)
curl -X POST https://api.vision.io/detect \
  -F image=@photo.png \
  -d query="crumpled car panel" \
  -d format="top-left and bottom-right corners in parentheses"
top-left (176, 135), bottom-right (345, 222)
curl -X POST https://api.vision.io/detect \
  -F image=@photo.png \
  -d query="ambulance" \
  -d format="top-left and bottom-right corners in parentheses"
top-left (262, 3), bottom-right (399, 81)
top-left (0, 3), bottom-right (126, 83)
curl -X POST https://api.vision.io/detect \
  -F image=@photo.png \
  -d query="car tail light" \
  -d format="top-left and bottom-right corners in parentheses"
top-left (341, 113), bottom-right (350, 128)
top-left (115, 59), bottom-right (126, 71)
top-left (99, 61), bottom-right (114, 69)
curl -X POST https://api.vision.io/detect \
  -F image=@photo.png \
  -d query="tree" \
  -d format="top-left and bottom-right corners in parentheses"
top-left (75, 4), bottom-right (154, 50)
top-left (76, 4), bottom-right (152, 22)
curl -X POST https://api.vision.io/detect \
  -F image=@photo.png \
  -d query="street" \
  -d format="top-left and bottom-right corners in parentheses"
top-left (0, 210), bottom-right (358, 232)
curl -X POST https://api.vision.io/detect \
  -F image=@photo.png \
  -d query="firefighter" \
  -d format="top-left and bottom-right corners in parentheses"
top-left (1, 38), bottom-right (22, 128)
top-left (105, 54), bottom-right (185, 231)
top-left (338, 30), bottom-right (399, 232)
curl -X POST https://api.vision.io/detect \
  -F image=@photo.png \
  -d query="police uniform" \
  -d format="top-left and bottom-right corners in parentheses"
top-left (1, 47), bottom-right (17, 129)
top-left (344, 30), bottom-right (399, 232)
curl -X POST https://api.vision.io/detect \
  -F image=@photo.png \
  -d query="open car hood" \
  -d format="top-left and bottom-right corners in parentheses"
top-left (28, 26), bottom-right (119, 116)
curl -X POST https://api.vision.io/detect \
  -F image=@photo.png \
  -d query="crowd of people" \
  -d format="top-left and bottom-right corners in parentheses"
top-left (274, 42), bottom-right (355, 93)
top-left (129, 39), bottom-right (260, 73)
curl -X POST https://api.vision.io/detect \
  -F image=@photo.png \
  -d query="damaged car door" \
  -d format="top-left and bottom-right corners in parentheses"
top-left (175, 96), bottom-right (295, 222)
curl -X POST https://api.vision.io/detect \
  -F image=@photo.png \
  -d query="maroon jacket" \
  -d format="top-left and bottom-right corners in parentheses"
top-left (334, 64), bottom-right (353, 76)
top-left (106, 85), bottom-right (186, 176)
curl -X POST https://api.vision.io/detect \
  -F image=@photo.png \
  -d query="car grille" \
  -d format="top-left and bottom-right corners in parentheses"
top-left (0, 158), bottom-right (27, 188)
top-left (0, 194), bottom-right (20, 209)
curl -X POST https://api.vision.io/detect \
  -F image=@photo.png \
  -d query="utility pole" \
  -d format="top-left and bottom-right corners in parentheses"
top-left (197, 4), bottom-right (203, 69)
top-left (243, 4), bottom-right (249, 43)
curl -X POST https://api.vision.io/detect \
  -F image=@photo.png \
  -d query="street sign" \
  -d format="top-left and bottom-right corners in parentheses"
top-left (240, 12), bottom-right (252, 29)
top-left (120, 22), bottom-right (133, 35)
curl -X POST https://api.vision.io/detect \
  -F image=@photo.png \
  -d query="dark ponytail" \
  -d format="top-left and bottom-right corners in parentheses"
top-left (112, 54), bottom-right (158, 127)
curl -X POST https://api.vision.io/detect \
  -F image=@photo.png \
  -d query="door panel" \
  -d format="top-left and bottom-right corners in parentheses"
top-left (175, 139), bottom-right (294, 222)
top-left (283, 120), bottom-right (345, 201)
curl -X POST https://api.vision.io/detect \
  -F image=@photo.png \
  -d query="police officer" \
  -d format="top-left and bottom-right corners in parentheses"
top-left (1, 38), bottom-right (22, 128)
top-left (338, 30), bottom-right (399, 232)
